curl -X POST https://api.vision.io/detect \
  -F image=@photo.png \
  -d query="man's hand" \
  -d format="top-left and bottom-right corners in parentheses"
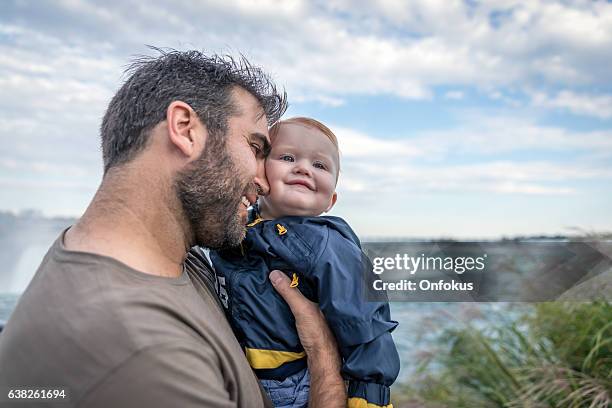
top-left (269, 270), bottom-right (346, 408)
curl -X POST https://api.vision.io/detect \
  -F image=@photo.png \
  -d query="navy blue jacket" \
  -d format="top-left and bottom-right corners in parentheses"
top-left (210, 215), bottom-right (400, 407)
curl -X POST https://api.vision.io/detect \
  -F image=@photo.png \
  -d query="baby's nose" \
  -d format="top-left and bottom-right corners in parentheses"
top-left (294, 163), bottom-right (312, 176)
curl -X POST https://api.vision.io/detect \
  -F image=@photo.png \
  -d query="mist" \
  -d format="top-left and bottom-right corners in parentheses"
top-left (0, 211), bottom-right (74, 293)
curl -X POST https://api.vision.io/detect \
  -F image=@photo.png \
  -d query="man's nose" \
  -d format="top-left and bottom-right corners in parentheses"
top-left (254, 159), bottom-right (270, 196)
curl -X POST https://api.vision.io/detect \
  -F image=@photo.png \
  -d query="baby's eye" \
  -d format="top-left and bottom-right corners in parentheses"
top-left (313, 161), bottom-right (327, 170)
top-left (280, 154), bottom-right (294, 162)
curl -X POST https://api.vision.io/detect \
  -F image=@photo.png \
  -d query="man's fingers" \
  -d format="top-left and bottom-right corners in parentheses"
top-left (269, 270), bottom-right (309, 314)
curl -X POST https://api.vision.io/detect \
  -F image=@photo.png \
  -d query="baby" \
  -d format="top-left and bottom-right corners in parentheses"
top-left (211, 117), bottom-right (399, 408)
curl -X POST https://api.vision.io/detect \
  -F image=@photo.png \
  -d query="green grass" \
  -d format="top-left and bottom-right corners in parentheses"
top-left (392, 302), bottom-right (612, 408)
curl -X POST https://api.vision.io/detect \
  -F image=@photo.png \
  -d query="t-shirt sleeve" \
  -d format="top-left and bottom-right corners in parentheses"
top-left (79, 341), bottom-right (241, 408)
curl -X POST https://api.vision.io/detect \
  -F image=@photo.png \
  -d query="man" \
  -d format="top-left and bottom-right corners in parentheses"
top-left (0, 50), bottom-right (345, 407)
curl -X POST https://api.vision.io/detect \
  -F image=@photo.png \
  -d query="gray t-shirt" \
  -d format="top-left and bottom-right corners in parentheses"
top-left (0, 231), bottom-right (271, 407)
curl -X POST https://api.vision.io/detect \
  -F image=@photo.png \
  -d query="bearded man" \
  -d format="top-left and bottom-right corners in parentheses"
top-left (0, 50), bottom-right (345, 407)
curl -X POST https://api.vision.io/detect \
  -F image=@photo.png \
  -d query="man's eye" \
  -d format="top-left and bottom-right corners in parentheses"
top-left (280, 155), bottom-right (294, 162)
top-left (250, 143), bottom-right (262, 155)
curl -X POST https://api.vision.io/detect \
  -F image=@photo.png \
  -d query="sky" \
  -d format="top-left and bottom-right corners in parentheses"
top-left (1, 0), bottom-right (611, 238)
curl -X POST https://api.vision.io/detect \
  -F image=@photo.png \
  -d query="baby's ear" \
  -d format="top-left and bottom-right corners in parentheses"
top-left (325, 192), bottom-right (338, 212)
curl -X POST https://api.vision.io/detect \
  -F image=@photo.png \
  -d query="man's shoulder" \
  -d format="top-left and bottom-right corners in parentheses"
top-left (6, 245), bottom-right (205, 350)
top-left (7, 236), bottom-right (225, 351)
top-left (0, 240), bottom-right (250, 405)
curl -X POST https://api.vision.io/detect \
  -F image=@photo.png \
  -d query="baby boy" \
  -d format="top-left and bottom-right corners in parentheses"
top-left (211, 117), bottom-right (399, 408)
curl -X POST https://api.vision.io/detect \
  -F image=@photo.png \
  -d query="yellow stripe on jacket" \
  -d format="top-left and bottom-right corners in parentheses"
top-left (244, 347), bottom-right (306, 369)
top-left (348, 397), bottom-right (393, 408)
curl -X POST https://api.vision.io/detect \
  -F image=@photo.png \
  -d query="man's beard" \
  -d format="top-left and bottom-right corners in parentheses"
top-left (175, 134), bottom-right (250, 249)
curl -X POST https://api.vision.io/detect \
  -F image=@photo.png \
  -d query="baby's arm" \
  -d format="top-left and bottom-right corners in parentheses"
top-left (340, 331), bottom-right (399, 407)
top-left (305, 226), bottom-right (400, 408)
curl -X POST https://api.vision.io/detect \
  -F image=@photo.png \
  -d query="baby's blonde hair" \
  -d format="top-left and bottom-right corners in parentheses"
top-left (269, 117), bottom-right (340, 180)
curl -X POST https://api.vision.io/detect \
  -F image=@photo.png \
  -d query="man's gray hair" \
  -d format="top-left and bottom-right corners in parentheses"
top-left (100, 48), bottom-right (287, 173)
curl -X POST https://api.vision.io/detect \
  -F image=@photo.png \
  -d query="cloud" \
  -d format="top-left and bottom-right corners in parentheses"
top-left (491, 182), bottom-right (574, 195)
top-left (0, 0), bottom-right (611, 236)
top-left (291, 94), bottom-right (345, 107)
top-left (338, 159), bottom-right (603, 196)
top-left (337, 116), bottom-right (612, 160)
top-left (317, 0), bottom-right (612, 90)
top-left (443, 90), bottom-right (464, 100)
top-left (0, 158), bottom-right (96, 178)
top-left (3, 0), bottom-right (612, 106)
top-left (333, 117), bottom-right (612, 196)
top-left (335, 127), bottom-right (422, 158)
top-left (531, 90), bottom-right (612, 119)
top-left (0, 178), bottom-right (95, 191)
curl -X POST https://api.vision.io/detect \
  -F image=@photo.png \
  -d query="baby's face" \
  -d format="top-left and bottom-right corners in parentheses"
top-left (259, 123), bottom-right (338, 219)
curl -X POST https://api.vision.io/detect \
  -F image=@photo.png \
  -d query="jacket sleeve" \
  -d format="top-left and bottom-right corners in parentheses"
top-left (304, 227), bottom-right (400, 408)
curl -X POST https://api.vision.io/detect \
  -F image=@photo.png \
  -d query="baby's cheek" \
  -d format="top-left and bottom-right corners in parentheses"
top-left (264, 161), bottom-right (281, 183)
top-left (322, 174), bottom-right (337, 192)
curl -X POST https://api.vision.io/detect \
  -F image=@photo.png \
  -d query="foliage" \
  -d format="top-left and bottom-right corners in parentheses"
top-left (392, 302), bottom-right (612, 408)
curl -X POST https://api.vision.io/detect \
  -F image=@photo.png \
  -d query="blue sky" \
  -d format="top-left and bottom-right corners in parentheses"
top-left (1, 0), bottom-right (611, 238)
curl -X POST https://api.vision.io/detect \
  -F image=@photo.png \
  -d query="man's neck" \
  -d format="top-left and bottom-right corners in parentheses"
top-left (64, 166), bottom-right (192, 278)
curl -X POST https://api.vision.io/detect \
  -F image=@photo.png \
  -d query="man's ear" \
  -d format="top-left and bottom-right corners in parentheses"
top-left (166, 101), bottom-right (205, 158)
top-left (325, 192), bottom-right (338, 212)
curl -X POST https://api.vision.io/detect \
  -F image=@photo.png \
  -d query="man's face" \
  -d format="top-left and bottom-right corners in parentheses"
top-left (175, 87), bottom-right (270, 248)
top-left (260, 123), bottom-right (338, 219)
